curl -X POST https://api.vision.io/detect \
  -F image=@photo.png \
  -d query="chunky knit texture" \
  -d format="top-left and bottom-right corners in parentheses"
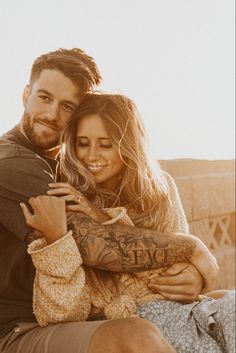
top-left (28, 173), bottom-right (190, 326)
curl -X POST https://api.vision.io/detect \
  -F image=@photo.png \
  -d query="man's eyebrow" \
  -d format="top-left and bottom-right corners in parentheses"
top-left (37, 89), bottom-right (53, 96)
top-left (37, 89), bottom-right (77, 106)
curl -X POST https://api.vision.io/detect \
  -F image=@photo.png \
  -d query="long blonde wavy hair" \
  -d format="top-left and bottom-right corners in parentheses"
top-left (60, 93), bottom-right (171, 232)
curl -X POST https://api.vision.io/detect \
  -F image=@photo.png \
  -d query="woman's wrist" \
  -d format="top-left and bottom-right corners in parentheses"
top-left (43, 226), bottom-right (68, 244)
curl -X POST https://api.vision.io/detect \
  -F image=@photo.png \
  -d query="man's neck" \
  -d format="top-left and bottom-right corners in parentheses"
top-left (44, 147), bottom-right (60, 159)
top-left (19, 122), bottom-right (59, 160)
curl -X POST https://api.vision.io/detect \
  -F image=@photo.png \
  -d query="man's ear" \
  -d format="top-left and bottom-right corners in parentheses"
top-left (22, 85), bottom-right (30, 107)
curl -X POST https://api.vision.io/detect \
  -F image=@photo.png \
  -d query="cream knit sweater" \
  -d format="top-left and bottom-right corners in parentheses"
top-left (28, 172), bottom-right (190, 327)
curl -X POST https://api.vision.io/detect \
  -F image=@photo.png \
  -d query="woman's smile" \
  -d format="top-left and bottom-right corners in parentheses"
top-left (86, 162), bottom-right (111, 173)
top-left (76, 113), bottom-right (124, 190)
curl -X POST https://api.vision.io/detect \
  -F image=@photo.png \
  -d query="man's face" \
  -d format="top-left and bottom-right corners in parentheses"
top-left (22, 69), bottom-right (82, 152)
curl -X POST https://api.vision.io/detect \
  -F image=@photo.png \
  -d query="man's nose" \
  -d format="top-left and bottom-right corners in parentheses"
top-left (44, 103), bottom-right (60, 121)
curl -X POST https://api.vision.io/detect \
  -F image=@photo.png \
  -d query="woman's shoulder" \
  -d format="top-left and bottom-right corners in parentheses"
top-left (160, 170), bottom-right (189, 233)
top-left (160, 170), bottom-right (178, 193)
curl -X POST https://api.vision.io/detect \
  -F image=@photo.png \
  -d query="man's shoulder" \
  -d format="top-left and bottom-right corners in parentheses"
top-left (0, 130), bottom-right (57, 183)
top-left (0, 137), bottom-right (55, 191)
top-left (0, 137), bottom-right (32, 158)
top-left (0, 137), bottom-right (43, 164)
top-left (0, 137), bottom-right (54, 183)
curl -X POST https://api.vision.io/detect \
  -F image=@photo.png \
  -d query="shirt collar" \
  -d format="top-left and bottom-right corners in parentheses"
top-left (2, 125), bottom-right (59, 173)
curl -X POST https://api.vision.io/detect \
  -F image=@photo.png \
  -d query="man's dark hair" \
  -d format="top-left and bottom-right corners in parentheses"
top-left (30, 48), bottom-right (102, 93)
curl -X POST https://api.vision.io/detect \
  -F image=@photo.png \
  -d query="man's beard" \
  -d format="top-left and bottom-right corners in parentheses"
top-left (22, 113), bottom-right (61, 151)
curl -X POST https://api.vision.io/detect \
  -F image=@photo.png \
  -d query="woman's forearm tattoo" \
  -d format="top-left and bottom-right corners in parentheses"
top-left (67, 212), bottom-right (196, 272)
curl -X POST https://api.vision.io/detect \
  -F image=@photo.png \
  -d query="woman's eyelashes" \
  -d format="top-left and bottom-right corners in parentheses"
top-left (76, 141), bottom-right (113, 149)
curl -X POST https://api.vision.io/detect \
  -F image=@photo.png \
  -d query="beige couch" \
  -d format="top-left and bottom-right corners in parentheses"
top-left (160, 159), bottom-right (235, 290)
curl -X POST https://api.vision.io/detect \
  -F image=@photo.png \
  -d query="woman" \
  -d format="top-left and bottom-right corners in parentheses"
top-left (21, 94), bottom-right (235, 352)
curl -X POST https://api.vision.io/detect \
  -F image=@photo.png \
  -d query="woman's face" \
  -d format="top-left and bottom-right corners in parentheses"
top-left (75, 113), bottom-right (124, 191)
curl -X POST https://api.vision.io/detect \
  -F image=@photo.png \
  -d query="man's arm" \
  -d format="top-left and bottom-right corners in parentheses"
top-left (67, 212), bottom-right (218, 286)
top-left (147, 172), bottom-right (205, 298)
top-left (0, 152), bottom-right (55, 241)
top-left (68, 212), bottom-right (194, 271)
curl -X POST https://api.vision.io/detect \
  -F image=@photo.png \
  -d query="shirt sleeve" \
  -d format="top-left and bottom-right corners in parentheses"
top-left (0, 153), bottom-right (55, 241)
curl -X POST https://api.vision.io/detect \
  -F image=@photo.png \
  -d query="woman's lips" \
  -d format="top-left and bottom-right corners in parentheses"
top-left (87, 163), bottom-right (109, 173)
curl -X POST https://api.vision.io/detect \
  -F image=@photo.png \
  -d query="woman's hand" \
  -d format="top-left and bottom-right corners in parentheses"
top-left (20, 196), bottom-right (67, 244)
top-left (47, 182), bottom-right (110, 224)
top-left (147, 263), bottom-right (204, 303)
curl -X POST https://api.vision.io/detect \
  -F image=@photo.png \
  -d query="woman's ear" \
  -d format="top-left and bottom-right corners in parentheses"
top-left (22, 85), bottom-right (30, 107)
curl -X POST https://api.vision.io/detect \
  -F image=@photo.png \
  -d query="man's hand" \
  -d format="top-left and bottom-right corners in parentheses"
top-left (190, 236), bottom-right (218, 292)
top-left (147, 263), bottom-right (203, 303)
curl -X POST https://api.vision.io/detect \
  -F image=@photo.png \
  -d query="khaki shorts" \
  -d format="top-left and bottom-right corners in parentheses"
top-left (0, 320), bottom-right (105, 353)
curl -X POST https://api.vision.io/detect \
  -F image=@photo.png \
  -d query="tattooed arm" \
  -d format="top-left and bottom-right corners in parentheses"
top-left (67, 212), bottom-right (218, 286)
top-left (22, 197), bottom-right (218, 289)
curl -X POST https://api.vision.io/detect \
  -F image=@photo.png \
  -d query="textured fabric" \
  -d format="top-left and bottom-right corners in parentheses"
top-left (0, 320), bottom-right (104, 353)
top-left (138, 290), bottom-right (236, 353)
top-left (0, 127), bottom-right (57, 337)
top-left (28, 213), bottom-right (165, 326)
top-left (28, 232), bottom-right (91, 327)
top-left (102, 207), bottom-right (134, 225)
top-left (27, 176), bottom-right (203, 327)
top-left (27, 173), bottom-right (203, 327)
top-left (163, 172), bottom-right (189, 234)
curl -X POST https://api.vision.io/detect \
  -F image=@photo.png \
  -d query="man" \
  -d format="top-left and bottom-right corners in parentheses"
top-left (0, 48), bottom-right (217, 353)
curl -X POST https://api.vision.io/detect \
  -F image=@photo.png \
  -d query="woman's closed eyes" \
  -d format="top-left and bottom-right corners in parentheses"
top-left (76, 138), bottom-right (113, 149)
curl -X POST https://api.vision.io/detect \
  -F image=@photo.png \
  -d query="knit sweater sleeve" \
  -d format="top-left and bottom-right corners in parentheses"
top-left (28, 231), bottom-right (91, 327)
top-left (102, 207), bottom-right (134, 226)
top-left (163, 171), bottom-right (189, 234)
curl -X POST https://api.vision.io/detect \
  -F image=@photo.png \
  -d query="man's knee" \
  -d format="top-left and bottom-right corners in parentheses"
top-left (88, 318), bottom-right (176, 353)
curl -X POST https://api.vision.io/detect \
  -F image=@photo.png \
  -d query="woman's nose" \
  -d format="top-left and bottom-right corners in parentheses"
top-left (87, 146), bottom-right (99, 161)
